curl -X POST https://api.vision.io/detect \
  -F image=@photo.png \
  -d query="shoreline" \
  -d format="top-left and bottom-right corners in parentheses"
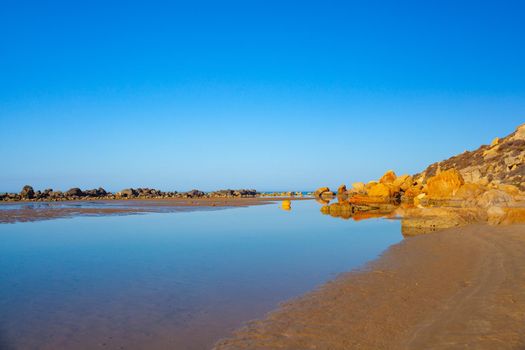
top-left (0, 197), bottom-right (311, 224)
top-left (215, 223), bottom-right (525, 349)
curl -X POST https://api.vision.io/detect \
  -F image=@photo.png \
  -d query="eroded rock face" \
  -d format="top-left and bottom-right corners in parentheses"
top-left (425, 169), bottom-right (465, 199)
top-left (416, 123), bottom-right (525, 191)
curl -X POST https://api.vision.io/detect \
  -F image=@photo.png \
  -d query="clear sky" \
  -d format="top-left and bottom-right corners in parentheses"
top-left (1, 1), bottom-right (524, 192)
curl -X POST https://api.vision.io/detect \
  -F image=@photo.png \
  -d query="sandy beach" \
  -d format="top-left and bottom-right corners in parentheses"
top-left (215, 223), bottom-right (525, 349)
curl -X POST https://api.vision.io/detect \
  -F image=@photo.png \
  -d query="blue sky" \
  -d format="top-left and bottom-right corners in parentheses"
top-left (1, 1), bottom-right (524, 192)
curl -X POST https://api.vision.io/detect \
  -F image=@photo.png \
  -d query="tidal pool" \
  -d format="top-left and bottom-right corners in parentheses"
top-left (0, 200), bottom-right (402, 349)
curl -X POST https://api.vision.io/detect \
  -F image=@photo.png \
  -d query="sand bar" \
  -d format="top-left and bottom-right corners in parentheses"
top-left (215, 223), bottom-right (525, 349)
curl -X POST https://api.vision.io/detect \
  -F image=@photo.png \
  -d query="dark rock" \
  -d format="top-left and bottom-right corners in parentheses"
top-left (20, 185), bottom-right (35, 199)
top-left (120, 188), bottom-right (137, 198)
top-left (65, 188), bottom-right (83, 197)
top-left (185, 189), bottom-right (205, 198)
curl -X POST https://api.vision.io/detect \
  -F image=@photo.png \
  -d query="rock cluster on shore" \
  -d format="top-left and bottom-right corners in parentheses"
top-left (0, 186), bottom-right (258, 202)
top-left (315, 123), bottom-right (525, 235)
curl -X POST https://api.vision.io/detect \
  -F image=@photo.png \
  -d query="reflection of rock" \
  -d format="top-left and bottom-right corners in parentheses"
top-left (337, 193), bottom-right (348, 202)
top-left (281, 200), bottom-right (291, 211)
top-left (315, 197), bottom-right (330, 205)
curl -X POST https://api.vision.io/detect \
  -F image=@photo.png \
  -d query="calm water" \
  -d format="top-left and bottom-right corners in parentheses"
top-left (0, 200), bottom-right (402, 350)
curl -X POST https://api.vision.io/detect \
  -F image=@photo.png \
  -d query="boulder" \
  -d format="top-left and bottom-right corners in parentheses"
top-left (368, 183), bottom-right (391, 198)
top-left (403, 186), bottom-right (422, 198)
top-left (351, 182), bottom-right (366, 194)
top-left (49, 191), bottom-right (63, 199)
top-left (425, 169), bottom-right (465, 199)
top-left (120, 188), bottom-right (137, 198)
top-left (413, 193), bottom-right (426, 207)
top-left (393, 174), bottom-right (413, 191)
top-left (379, 170), bottom-right (397, 184)
top-left (314, 187), bottom-right (331, 197)
top-left (20, 185), bottom-right (35, 199)
top-left (185, 189), bottom-right (205, 198)
top-left (337, 184), bottom-right (347, 195)
top-left (365, 181), bottom-right (378, 191)
top-left (65, 188), bottom-right (83, 197)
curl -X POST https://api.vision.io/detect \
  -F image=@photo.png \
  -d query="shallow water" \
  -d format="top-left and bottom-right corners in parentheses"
top-left (0, 200), bottom-right (401, 350)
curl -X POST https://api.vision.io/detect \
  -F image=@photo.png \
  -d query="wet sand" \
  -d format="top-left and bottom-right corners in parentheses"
top-left (215, 223), bottom-right (525, 350)
top-left (0, 198), bottom-right (307, 224)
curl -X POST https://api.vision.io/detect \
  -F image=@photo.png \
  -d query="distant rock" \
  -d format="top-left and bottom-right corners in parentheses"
top-left (119, 188), bottom-right (137, 198)
top-left (185, 189), bottom-right (205, 198)
top-left (314, 187), bottom-right (332, 198)
top-left (65, 188), bottom-right (83, 197)
top-left (20, 185), bottom-right (35, 199)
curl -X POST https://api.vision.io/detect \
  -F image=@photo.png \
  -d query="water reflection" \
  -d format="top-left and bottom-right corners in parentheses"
top-left (316, 196), bottom-right (525, 237)
top-left (281, 200), bottom-right (291, 211)
top-left (0, 200), bottom-right (402, 350)
top-left (319, 201), bottom-right (398, 221)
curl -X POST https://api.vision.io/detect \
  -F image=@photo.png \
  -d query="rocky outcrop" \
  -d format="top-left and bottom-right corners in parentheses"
top-left (2, 186), bottom-right (260, 202)
top-left (313, 123), bottom-right (525, 233)
top-left (416, 123), bottom-right (525, 191)
top-left (425, 169), bottom-right (465, 199)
